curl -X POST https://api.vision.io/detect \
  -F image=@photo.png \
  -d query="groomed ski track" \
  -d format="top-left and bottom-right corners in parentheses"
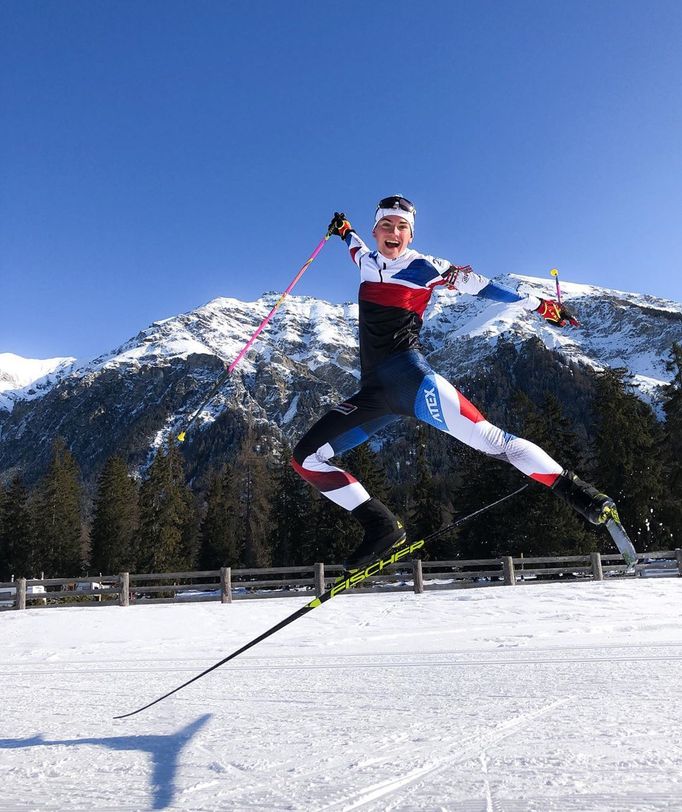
top-left (2, 579), bottom-right (682, 811)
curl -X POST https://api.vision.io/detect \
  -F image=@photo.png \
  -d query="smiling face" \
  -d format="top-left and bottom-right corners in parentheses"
top-left (372, 215), bottom-right (413, 259)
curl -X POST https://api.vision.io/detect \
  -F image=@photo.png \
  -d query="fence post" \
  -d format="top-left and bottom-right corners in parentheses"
top-left (221, 567), bottom-right (232, 604)
top-left (502, 556), bottom-right (516, 586)
top-left (412, 559), bottom-right (424, 594)
top-left (119, 572), bottom-right (130, 607)
top-left (590, 552), bottom-right (604, 581)
top-left (676, 549), bottom-right (682, 577)
top-left (314, 563), bottom-right (325, 597)
top-left (17, 578), bottom-right (27, 610)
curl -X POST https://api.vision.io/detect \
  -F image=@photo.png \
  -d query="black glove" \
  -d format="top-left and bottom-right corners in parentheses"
top-left (328, 212), bottom-right (353, 239)
top-left (536, 298), bottom-right (580, 327)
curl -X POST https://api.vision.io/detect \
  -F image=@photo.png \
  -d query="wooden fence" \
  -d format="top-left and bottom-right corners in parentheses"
top-left (1, 549), bottom-right (680, 611)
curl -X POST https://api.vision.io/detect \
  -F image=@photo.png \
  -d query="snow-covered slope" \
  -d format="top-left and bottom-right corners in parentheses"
top-left (82, 294), bottom-right (361, 380)
top-left (421, 275), bottom-right (682, 402)
top-left (0, 352), bottom-right (75, 411)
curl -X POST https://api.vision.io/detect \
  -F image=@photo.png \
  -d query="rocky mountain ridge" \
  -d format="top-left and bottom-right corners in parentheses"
top-left (1, 274), bottom-right (681, 485)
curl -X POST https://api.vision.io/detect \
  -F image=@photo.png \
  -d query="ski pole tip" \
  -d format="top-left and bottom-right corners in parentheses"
top-left (550, 268), bottom-right (559, 277)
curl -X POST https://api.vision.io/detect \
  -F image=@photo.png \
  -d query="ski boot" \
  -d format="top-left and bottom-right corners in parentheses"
top-left (552, 470), bottom-right (638, 570)
top-left (345, 498), bottom-right (407, 571)
top-left (551, 470), bottom-right (615, 525)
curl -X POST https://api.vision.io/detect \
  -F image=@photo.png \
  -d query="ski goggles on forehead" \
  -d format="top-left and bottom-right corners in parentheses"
top-left (375, 195), bottom-right (416, 215)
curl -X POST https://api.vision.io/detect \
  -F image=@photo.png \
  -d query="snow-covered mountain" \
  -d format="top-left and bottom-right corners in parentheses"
top-left (1, 275), bottom-right (681, 484)
top-left (0, 353), bottom-right (76, 411)
top-left (421, 275), bottom-right (682, 405)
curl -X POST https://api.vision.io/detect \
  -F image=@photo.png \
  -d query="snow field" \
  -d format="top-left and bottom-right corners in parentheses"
top-left (1, 578), bottom-right (682, 811)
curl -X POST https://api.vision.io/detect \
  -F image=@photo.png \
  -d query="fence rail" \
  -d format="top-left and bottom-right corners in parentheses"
top-left (1, 549), bottom-right (680, 611)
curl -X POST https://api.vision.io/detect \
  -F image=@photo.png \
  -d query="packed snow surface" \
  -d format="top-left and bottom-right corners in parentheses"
top-left (2, 579), bottom-right (682, 811)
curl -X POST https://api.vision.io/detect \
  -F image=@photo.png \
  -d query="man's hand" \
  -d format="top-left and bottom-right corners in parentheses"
top-left (328, 212), bottom-right (353, 239)
top-left (441, 264), bottom-right (473, 290)
top-left (536, 298), bottom-right (580, 327)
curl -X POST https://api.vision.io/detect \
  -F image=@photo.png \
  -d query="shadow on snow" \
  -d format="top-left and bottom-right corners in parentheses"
top-left (0, 713), bottom-right (212, 810)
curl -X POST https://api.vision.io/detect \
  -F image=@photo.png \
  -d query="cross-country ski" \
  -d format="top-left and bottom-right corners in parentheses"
top-left (114, 484), bottom-right (529, 719)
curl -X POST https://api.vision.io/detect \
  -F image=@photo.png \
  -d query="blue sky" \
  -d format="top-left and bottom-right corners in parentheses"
top-left (2, 0), bottom-right (682, 360)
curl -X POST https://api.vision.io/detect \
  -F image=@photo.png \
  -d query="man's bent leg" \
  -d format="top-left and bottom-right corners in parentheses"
top-left (292, 394), bottom-right (396, 510)
top-left (292, 396), bottom-right (405, 566)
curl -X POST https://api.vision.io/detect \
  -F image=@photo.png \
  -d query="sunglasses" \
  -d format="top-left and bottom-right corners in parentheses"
top-left (376, 195), bottom-right (416, 215)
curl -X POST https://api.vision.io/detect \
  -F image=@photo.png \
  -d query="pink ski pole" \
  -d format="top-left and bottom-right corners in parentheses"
top-left (227, 233), bottom-right (330, 373)
top-left (550, 268), bottom-right (562, 304)
top-left (178, 231), bottom-right (331, 442)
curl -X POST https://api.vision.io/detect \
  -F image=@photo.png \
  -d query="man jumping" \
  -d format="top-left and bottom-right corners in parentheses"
top-left (292, 195), bottom-right (626, 569)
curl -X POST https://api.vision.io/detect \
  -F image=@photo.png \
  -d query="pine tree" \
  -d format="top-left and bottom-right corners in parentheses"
top-left (0, 482), bottom-right (6, 577)
top-left (138, 444), bottom-right (198, 572)
top-left (233, 432), bottom-right (274, 567)
top-left (409, 429), bottom-right (447, 556)
top-left (303, 441), bottom-right (396, 565)
top-left (519, 391), bottom-right (588, 471)
top-left (386, 421), bottom-right (421, 523)
top-left (198, 464), bottom-right (242, 569)
top-left (593, 368), bottom-right (668, 552)
top-left (451, 446), bottom-right (521, 559)
top-left (342, 443), bottom-right (391, 507)
top-left (507, 392), bottom-right (596, 556)
top-left (90, 456), bottom-right (140, 574)
top-left (662, 342), bottom-right (682, 544)
top-left (311, 491), bottom-right (360, 564)
top-left (0, 475), bottom-right (36, 579)
top-left (32, 439), bottom-right (84, 576)
top-left (269, 445), bottom-right (315, 566)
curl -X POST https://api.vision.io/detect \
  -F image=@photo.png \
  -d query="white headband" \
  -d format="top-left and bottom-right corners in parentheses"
top-left (374, 207), bottom-right (415, 235)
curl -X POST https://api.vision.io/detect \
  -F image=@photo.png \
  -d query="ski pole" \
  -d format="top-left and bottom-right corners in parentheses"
top-left (419, 483), bottom-right (528, 547)
top-left (548, 267), bottom-right (580, 327)
top-left (177, 230), bottom-right (332, 442)
top-left (113, 483), bottom-right (528, 720)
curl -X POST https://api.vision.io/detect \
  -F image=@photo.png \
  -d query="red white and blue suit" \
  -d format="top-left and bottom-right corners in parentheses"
top-left (292, 231), bottom-right (562, 511)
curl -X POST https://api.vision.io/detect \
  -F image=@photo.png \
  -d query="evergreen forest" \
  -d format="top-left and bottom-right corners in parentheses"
top-left (1, 343), bottom-right (681, 579)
